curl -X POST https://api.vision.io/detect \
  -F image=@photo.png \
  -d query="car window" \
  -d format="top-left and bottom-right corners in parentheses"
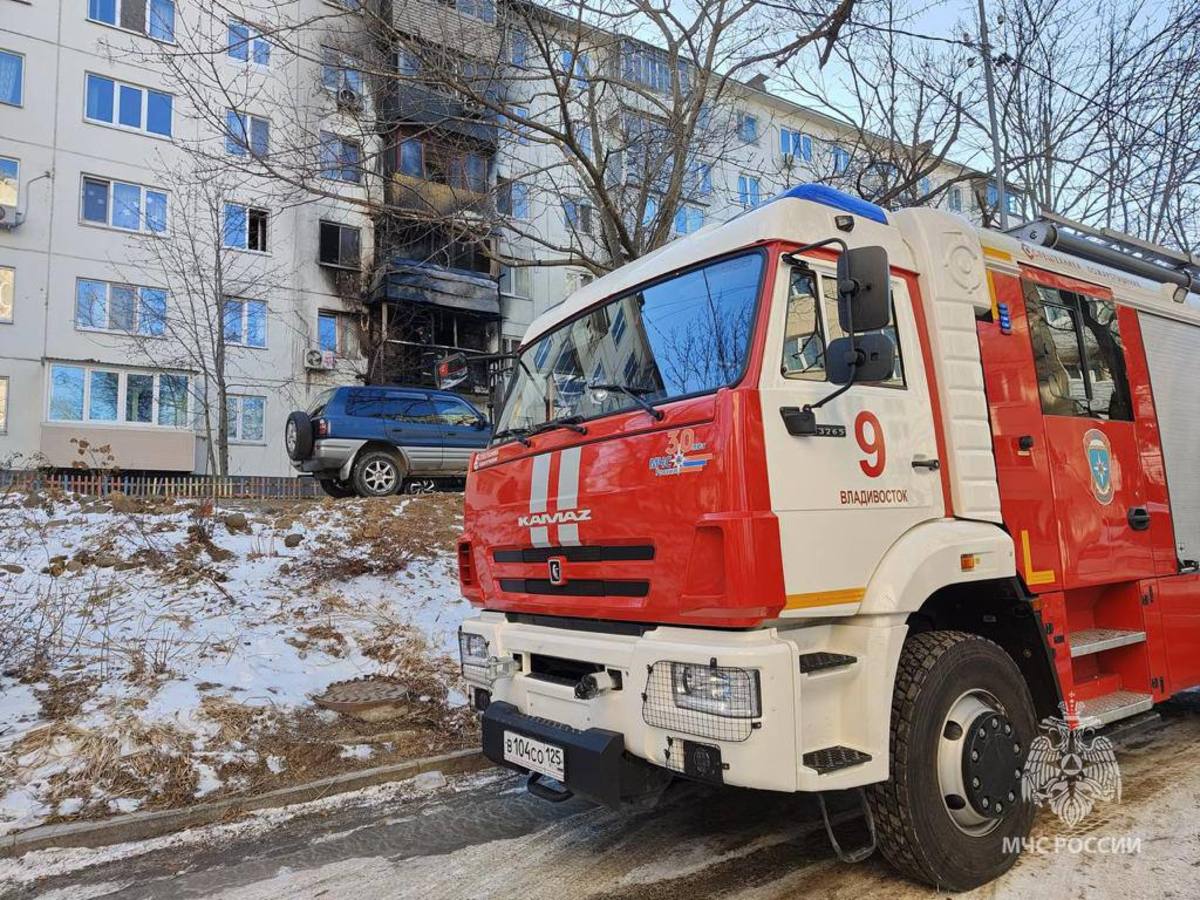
top-left (434, 397), bottom-right (480, 426)
top-left (345, 390), bottom-right (393, 418)
top-left (308, 388), bottom-right (336, 415)
top-left (393, 396), bottom-right (437, 423)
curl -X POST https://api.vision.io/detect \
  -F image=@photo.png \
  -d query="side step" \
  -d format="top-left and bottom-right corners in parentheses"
top-left (1077, 690), bottom-right (1154, 726)
top-left (1070, 628), bottom-right (1146, 658)
top-left (798, 652), bottom-right (857, 674)
top-left (803, 746), bottom-right (872, 774)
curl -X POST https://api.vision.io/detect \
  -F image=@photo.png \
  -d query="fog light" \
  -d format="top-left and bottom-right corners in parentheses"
top-left (670, 663), bottom-right (761, 718)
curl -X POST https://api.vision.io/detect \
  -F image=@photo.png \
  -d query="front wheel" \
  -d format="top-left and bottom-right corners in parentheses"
top-left (318, 478), bottom-right (356, 499)
top-left (867, 631), bottom-right (1036, 891)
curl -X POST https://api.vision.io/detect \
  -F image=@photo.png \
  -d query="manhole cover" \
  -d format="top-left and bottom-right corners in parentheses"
top-left (313, 677), bottom-right (413, 716)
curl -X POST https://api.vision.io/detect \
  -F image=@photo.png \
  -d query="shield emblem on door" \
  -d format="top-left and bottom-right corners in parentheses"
top-left (1083, 429), bottom-right (1114, 505)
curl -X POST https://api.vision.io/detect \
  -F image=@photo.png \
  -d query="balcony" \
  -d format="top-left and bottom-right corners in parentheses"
top-left (377, 257), bottom-right (500, 319)
top-left (379, 82), bottom-right (500, 145)
top-left (388, 172), bottom-right (492, 218)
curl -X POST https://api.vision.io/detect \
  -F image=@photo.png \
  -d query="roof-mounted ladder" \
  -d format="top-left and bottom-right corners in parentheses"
top-left (1010, 211), bottom-right (1200, 299)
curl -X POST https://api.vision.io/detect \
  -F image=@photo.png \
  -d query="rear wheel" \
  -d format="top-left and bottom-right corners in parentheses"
top-left (403, 477), bottom-right (438, 494)
top-left (352, 451), bottom-right (403, 497)
top-left (867, 631), bottom-right (1036, 891)
top-left (317, 478), bottom-right (356, 499)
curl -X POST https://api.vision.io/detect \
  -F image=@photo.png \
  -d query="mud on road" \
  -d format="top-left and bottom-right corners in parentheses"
top-left (6, 696), bottom-right (1200, 900)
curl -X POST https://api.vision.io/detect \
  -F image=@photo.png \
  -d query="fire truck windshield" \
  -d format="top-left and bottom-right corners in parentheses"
top-left (493, 250), bottom-right (765, 438)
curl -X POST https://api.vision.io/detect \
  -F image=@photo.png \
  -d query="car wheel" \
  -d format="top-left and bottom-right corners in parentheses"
top-left (352, 451), bottom-right (403, 497)
top-left (286, 411), bottom-right (314, 461)
top-left (404, 478), bottom-right (438, 494)
top-left (867, 631), bottom-right (1036, 891)
top-left (318, 478), bottom-right (356, 499)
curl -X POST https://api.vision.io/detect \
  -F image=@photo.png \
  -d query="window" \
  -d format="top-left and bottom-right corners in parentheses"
top-left (689, 162), bottom-right (712, 196)
top-left (84, 74), bottom-right (173, 137)
top-left (88, 0), bottom-right (175, 41)
top-left (398, 139), bottom-right (423, 177)
top-left (434, 396), bottom-right (480, 426)
top-left (780, 128), bottom-right (812, 162)
top-left (226, 394), bottom-right (265, 442)
top-left (737, 174), bottom-right (760, 208)
top-left (500, 264), bottom-right (532, 298)
top-left (0, 50), bottom-right (22, 107)
top-left (505, 106), bottom-right (530, 144)
top-left (317, 311), bottom-right (341, 352)
top-left (319, 220), bottom-right (361, 268)
top-left (81, 176), bottom-right (168, 233)
top-left (455, 0), bottom-right (495, 23)
top-left (322, 47), bottom-right (363, 94)
top-left (780, 266), bottom-right (906, 387)
top-left (832, 145), bottom-right (850, 174)
top-left (578, 125), bottom-right (592, 156)
top-left (611, 306), bottom-right (626, 344)
top-left (918, 176), bottom-right (932, 197)
top-left (48, 364), bottom-right (189, 427)
top-left (76, 279), bottom-right (166, 336)
top-left (222, 298), bottom-right (267, 348)
top-left (641, 195), bottom-right (658, 228)
top-left (563, 197), bottom-right (592, 233)
top-left (223, 202), bottom-right (268, 251)
top-left (320, 132), bottom-right (361, 182)
top-left (737, 113), bottom-right (758, 143)
top-left (674, 205), bottom-right (704, 235)
top-left (498, 179), bottom-right (530, 219)
top-left (0, 266), bottom-right (12, 323)
top-left (1022, 281), bottom-right (1132, 421)
top-left (226, 111), bottom-right (270, 157)
top-left (621, 42), bottom-right (688, 94)
top-left (948, 186), bottom-right (962, 212)
top-left (0, 156), bottom-right (17, 207)
top-left (0, 376), bottom-right (7, 433)
top-left (228, 20), bottom-right (270, 66)
top-left (508, 30), bottom-right (528, 66)
top-left (559, 49), bottom-right (589, 90)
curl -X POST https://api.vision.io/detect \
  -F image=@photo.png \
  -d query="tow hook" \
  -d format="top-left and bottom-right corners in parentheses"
top-left (574, 670), bottom-right (620, 699)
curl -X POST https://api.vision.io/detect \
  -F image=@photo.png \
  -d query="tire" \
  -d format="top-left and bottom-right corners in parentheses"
top-left (317, 478), bottom-right (356, 499)
top-left (351, 450), bottom-right (404, 497)
top-left (403, 477), bottom-right (438, 495)
top-left (866, 631), bottom-right (1036, 892)
top-left (285, 411), bottom-right (313, 461)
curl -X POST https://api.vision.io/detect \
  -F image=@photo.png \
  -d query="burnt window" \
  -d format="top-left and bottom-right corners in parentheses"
top-left (248, 207), bottom-right (268, 251)
top-left (319, 220), bottom-right (361, 268)
top-left (1022, 280), bottom-right (1132, 421)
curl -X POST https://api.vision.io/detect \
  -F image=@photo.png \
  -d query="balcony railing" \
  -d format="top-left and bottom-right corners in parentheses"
top-left (387, 172), bottom-right (492, 218)
top-left (379, 81), bottom-right (500, 145)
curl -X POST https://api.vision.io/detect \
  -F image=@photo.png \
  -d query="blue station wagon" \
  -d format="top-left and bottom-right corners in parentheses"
top-left (286, 385), bottom-right (492, 497)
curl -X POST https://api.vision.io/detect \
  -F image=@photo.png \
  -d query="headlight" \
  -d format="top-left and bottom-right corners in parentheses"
top-left (670, 663), bottom-right (761, 718)
top-left (459, 630), bottom-right (488, 667)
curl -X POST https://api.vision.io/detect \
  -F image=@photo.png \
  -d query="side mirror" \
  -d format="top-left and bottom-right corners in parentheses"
top-left (827, 333), bottom-right (896, 385)
top-left (837, 246), bottom-right (891, 333)
top-left (435, 352), bottom-right (470, 390)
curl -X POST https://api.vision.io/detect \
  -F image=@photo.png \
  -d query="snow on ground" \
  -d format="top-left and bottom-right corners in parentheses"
top-left (0, 488), bottom-right (475, 836)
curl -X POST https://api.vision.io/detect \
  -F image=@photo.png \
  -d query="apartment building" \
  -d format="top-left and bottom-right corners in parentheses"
top-left (0, 0), bottom-right (1002, 478)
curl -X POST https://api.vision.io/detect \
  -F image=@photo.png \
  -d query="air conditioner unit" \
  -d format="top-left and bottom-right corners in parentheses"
top-left (304, 348), bottom-right (336, 371)
top-left (0, 205), bottom-right (17, 230)
top-left (336, 87), bottom-right (364, 111)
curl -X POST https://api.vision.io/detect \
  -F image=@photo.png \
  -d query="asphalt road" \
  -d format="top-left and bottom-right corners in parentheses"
top-left (6, 698), bottom-right (1200, 900)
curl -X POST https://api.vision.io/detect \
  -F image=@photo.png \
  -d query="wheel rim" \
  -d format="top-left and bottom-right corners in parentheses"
top-left (285, 421), bottom-right (297, 455)
top-left (406, 479), bottom-right (436, 494)
top-left (937, 689), bottom-right (1023, 836)
top-left (363, 460), bottom-right (397, 494)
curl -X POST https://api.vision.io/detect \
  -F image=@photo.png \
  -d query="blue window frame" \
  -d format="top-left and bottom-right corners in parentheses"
top-left (0, 50), bottom-right (23, 106)
top-left (737, 175), bottom-right (760, 208)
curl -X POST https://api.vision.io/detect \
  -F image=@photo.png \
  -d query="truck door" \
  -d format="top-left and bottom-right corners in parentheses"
top-left (1017, 271), bottom-right (1155, 586)
top-left (758, 260), bottom-right (944, 614)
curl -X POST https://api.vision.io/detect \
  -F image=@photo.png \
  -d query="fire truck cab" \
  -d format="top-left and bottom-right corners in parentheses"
top-left (455, 184), bottom-right (1200, 890)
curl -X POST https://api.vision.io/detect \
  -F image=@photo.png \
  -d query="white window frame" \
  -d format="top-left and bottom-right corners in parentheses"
top-left (948, 186), bottom-right (963, 212)
top-left (0, 265), bottom-right (13, 324)
top-left (225, 393), bottom-right (266, 443)
top-left (0, 155), bottom-right (18, 207)
top-left (222, 201), bottom-right (270, 253)
top-left (0, 375), bottom-right (8, 433)
top-left (317, 310), bottom-right (343, 353)
top-left (226, 110), bottom-right (271, 157)
top-left (223, 297), bottom-right (268, 348)
top-left (738, 174), bottom-right (761, 208)
top-left (87, 0), bottom-right (176, 43)
top-left (74, 277), bottom-right (167, 336)
top-left (80, 175), bottom-right (169, 234)
top-left (228, 18), bottom-right (271, 67)
top-left (500, 263), bottom-right (532, 299)
top-left (321, 47), bottom-right (364, 95)
top-left (46, 363), bottom-right (190, 428)
top-left (83, 72), bottom-right (173, 138)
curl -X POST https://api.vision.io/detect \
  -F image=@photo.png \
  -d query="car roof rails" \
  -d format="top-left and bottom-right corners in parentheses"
top-left (1010, 210), bottom-right (1200, 298)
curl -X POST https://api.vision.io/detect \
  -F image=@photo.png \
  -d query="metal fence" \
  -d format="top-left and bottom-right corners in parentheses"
top-left (0, 470), bottom-right (321, 500)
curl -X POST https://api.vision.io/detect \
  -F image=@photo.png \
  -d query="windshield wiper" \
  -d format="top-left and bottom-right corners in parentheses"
top-left (492, 427), bottom-right (533, 447)
top-left (587, 382), bottom-right (665, 421)
top-left (529, 415), bottom-right (588, 436)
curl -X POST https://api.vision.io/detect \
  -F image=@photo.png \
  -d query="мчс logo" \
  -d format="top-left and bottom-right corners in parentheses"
top-left (1083, 429), bottom-right (1114, 505)
top-left (1022, 697), bottom-right (1121, 828)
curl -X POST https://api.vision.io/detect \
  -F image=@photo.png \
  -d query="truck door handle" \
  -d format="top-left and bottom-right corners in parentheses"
top-left (911, 458), bottom-right (941, 470)
top-left (1128, 507), bottom-right (1151, 531)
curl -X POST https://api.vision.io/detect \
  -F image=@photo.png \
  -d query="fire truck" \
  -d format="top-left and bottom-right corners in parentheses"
top-left (451, 184), bottom-right (1200, 889)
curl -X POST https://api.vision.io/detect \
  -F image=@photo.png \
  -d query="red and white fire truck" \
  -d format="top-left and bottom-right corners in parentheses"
top-left (452, 184), bottom-right (1200, 889)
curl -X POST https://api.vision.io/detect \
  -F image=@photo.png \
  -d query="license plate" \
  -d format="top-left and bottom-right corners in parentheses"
top-left (503, 730), bottom-right (565, 781)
